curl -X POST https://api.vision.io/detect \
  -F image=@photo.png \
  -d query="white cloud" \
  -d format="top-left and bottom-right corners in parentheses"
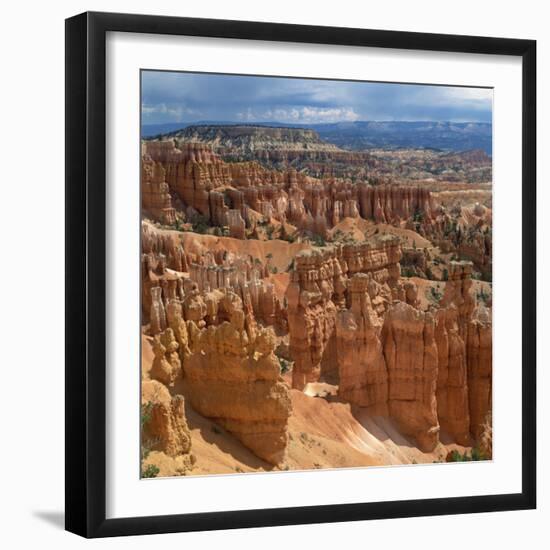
top-left (237, 106), bottom-right (359, 123)
top-left (431, 87), bottom-right (493, 111)
top-left (141, 103), bottom-right (199, 121)
top-left (444, 87), bottom-right (493, 100)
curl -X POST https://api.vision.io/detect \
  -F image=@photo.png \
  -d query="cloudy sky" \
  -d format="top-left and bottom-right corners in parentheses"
top-left (141, 70), bottom-right (493, 126)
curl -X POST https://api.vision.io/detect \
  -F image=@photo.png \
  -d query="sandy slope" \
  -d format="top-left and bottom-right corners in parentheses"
top-left (184, 390), bottom-right (470, 477)
top-left (329, 217), bottom-right (433, 248)
top-left (177, 230), bottom-right (308, 272)
top-left (142, 333), bottom-right (470, 478)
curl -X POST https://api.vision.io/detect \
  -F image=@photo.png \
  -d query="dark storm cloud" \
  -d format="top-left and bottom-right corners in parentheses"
top-left (141, 70), bottom-right (492, 125)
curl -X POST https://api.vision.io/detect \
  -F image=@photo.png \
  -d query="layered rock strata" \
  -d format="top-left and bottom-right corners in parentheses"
top-left (181, 291), bottom-right (292, 464)
top-left (143, 140), bottom-right (438, 237)
top-left (382, 303), bottom-right (439, 451)
top-left (286, 236), bottom-right (402, 390)
top-left (141, 380), bottom-right (193, 466)
top-left (141, 153), bottom-right (177, 225)
top-left (143, 226), bottom-right (292, 464)
top-left (150, 328), bottom-right (181, 387)
top-left (141, 223), bottom-right (285, 329)
top-left (285, 248), bottom-right (339, 390)
top-left (434, 262), bottom-right (476, 444)
top-left (466, 305), bottom-right (493, 440)
top-left (287, 239), bottom-right (492, 452)
top-left (336, 274), bottom-right (388, 412)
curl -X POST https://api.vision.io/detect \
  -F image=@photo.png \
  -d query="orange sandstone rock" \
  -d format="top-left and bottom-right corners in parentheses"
top-left (435, 262), bottom-right (475, 445)
top-left (141, 380), bottom-right (192, 457)
top-left (382, 302), bottom-right (440, 452)
top-left (467, 305), bottom-right (492, 440)
top-left (149, 328), bottom-right (181, 387)
top-left (182, 291), bottom-right (291, 465)
top-left (336, 274), bottom-right (388, 411)
top-left (141, 156), bottom-right (176, 225)
top-left (286, 248), bottom-right (339, 390)
top-left (143, 140), bottom-right (440, 236)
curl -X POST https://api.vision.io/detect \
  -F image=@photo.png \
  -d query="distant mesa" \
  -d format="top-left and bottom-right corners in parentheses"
top-left (142, 120), bottom-right (493, 155)
top-left (142, 122), bottom-right (492, 183)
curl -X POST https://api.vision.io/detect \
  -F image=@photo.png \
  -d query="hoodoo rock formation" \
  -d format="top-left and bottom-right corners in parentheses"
top-left (141, 380), bottom-right (194, 473)
top-left (383, 303), bottom-right (439, 451)
top-left (287, 239), bottom-right (492, 452)
top-left (141, 226), bottom-right (291, 465)
top-left (182, 292), bottom-right (291, 465)
top-left (141, 151), bottom-right (177, 225)
top-left (435, 262), bottom-right (476, 444)
top-left (285, 248), bottom-right (340, 390)
top-left (143, 140), bottom-right (441, 238)
top-left (357, 184), bottom-right (435, 224)
top-left (336, 273), bottom-right (388, 412)
top-left (287, 237), bottom-right (405, 390)
top-left (467, 305), bottom-right (493, 440)
top-left (140, 125), bottom-right (493, 475)
top-left (141, 223), bottom-right (286, 330)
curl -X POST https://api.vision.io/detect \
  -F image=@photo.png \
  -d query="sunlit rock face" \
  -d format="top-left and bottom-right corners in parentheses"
top-left (285, 245), bottom-right (491, 452)
top-left (141, 154), bottom-right (176, 225)
top-left (141, 380), bottom-right (192, 459)
top-left (466, 305), bottom-right (493, 440)
top-left (181, 292), bottom-right (291, 465)
top-left (285, 247), bottom-right (339, 390)
top-left (286, 237), bottom-right (403, 391)
top-left (336, 273), bottom-right (388, 413)
top-left (382, 302), bottom-right (440, 452)
top-left (139, 133), bottom-right (493, 468)
top-left (143, 140), bottom-right (439, 237)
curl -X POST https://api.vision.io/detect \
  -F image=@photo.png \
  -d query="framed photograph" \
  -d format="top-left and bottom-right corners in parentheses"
top-left (65, 11), bottom-right (536, 538)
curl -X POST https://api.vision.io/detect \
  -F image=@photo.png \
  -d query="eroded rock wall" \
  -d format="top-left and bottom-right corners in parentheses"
top-left (141, 154), bottom-right (177, 225)
top-left (336, 274), bottom-right (388, 412)
top-left (143, 140), bottom-right (438, 236)
top-left (285, 248), bottom-right (339, 390)
top-left (141, 223), bottom-right (286, 330)
top-left (382, 303), bottom-right (439, 451)
top-left (286, 241), bottom-right (492, 452)
top-left (467, 306), bottom-right (493, 440)
top-left (181, 292), bottom-right (291, 465)
top-left (141, 380), bottom-right (193, 462)
top-left (287, 237), bottom-right (402, 390)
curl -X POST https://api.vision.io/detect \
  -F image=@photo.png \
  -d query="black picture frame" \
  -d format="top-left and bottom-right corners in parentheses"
top-left (65, 11), bottom-right (536, 538)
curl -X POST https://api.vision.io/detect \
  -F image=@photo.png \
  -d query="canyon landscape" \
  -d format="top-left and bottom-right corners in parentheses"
top-left (140, 72), bottom-right (493, 478)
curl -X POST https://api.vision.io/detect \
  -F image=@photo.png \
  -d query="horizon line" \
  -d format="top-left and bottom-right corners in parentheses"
top-left (141, 119), bottom-right (493, 127)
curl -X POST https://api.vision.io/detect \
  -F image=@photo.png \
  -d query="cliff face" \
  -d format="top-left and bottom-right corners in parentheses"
top-left (181, 291), bottom-right (291, 465)
top-left (286, 237), bottom-right (402, 391)
top-left (140, 134), bottom-right (492, 472)
top-left (141, 152), bottom-right (176, 225)
top-left (173, 125), bottom-right (339, 153)
top-left (170, 125), bottom-right (376, 180)
top-left (434, 263), bottom-right (475, 444)
top-left (285, 247), bottom-right (340, 390)
top-left (287, 239), bottom-right (492, 452)
top-left (357, 183), bottom-right (435, 224)
top-left (336, 273), bottom-right (388, 412)
top-left (142, 229), bottom-right (291, 465)
top-left (143, 140), bottom-right (438, 238)
top-left (141, 222), bottom-right (286, 330)
top-left (383, 303), bottom-right (439, 451)
top-left (467, 305), bottom-right (493, 440)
